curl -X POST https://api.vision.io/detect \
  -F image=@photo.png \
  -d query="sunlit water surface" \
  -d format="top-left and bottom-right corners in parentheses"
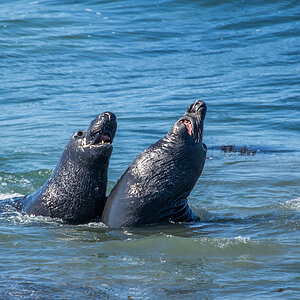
top-left (0, 0), bottom-right (299, 299)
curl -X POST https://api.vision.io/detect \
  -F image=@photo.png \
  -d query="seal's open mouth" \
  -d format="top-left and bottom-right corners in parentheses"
top-left (86, 112), bottom-right (117, 147)
top-left (91, 133), bottom-right (112, 145)
top-left (177, 101), bottom-right (207, 143)
top-left (179, 119), bottom-right (193, 136)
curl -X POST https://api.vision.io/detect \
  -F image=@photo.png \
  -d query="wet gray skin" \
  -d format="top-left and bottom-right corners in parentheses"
top-left (102, 101), bottom-right (207, 228)
top-left (11, 112), bottom-right (117, 224)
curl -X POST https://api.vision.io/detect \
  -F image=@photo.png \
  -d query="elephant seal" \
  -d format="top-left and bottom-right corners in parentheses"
top-left (102, 100), bottom-right (207, 228)
top-left (10, 112), bottom-right (117, 224)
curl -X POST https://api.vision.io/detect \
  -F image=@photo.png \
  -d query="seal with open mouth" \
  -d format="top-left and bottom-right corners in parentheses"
top-left (11, 112), bottom-right (117, 224)
top-left (102, 101), bottom-right (207, 228)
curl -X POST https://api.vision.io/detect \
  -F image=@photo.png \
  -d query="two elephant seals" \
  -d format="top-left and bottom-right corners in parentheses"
top-left (12, 112), bottom-right (117, 224)
top-left (102, 100), bottom-right (207, 228)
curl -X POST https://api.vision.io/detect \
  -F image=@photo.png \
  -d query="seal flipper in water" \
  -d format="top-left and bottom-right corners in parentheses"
top-left (7, 112), bottom-right (117, 224)
top-left (102, 100), bottom-right (207, 228)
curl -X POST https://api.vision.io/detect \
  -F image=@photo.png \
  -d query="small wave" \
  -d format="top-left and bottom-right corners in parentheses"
top-left (10, 213), bottom-right (60, 224)
top-left (0, 209), bottom-right (60, 225)
top-left (100, 235), bottom-right (284, 258)
top-left (194, 208), bottom-right (213, 221)
top-left (0, 198), bottom-right (63, 226)
top-left (78, 220), bottom-right (107, 229)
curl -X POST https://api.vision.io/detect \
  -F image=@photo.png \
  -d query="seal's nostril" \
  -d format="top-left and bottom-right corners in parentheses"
top-left (103, 112), bottom-right (111, 120)
top-left (186, 100), bottom-right (206, 114)
top-left (103, 112), bottom-right (117, 122)
top-left (194, 100), bottom-right (206, 108)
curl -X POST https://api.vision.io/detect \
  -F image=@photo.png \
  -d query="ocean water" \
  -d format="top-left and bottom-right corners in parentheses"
top-left (0, 0), bottom-right (299, 299)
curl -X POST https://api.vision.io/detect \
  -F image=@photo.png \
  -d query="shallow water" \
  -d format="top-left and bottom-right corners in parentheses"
top-left (0, 0), bottom-right (299, 299)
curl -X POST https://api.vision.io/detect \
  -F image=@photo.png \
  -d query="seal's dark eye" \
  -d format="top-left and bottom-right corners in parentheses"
top-left (74, 131), bottom-right (84, 138)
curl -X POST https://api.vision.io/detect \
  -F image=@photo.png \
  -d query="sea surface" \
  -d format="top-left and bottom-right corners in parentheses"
top-left (0, 0), bottom-right (299, 299)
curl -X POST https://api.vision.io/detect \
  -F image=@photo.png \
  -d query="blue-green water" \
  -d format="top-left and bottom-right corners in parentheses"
top-left (0, 0), bottom-right (299, 298)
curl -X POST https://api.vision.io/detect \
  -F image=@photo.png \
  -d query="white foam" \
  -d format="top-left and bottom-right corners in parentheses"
top-left (0, 193), bottom-right (23, 200)
top-left (6, 213), bottom-right (61, 225)
top-left (283, 198), bottom-right (300, 210)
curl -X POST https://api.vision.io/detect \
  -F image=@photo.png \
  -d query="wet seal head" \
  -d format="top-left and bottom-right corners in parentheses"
top-left (70, 111), bottom-right (117, 161)
top-left (168, 100), bottom-right (207, 152)
top-left (179, 100), bottom-right (206, 141)
top-left (86, 112), bottom-right (116, 147)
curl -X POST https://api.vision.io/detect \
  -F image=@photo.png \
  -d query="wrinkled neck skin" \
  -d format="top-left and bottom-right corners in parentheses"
top-left (103, 120), bottom-right (206, 228)
top-left (22, 139), bottom-right (112, 224)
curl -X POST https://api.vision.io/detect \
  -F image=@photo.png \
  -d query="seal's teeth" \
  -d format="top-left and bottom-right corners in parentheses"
top-left (101, 140), bottom-right (104, 144)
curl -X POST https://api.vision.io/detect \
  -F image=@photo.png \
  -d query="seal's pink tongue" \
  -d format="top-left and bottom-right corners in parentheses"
top-left (184, 120), bottom-right (192, 136)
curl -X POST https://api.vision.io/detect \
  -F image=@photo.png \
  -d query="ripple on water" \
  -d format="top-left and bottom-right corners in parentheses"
top-left (0, 0), bottom-right (299, 298)
top-left (99, 234), bottom-right (285, 258)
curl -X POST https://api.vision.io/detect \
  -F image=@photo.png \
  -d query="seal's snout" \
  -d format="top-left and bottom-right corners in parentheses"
top-left (94, 111), bottom-right (117, 128)
top-left (102, 111), bottom-right (116, 122)
top-left (187, 100), bottom-right (207, 115)
top-left (179, 100), bottom-right (207, 141)
top-left (194, 100), bottom-right (206, 110)
top-left (86, 111), bottom-right (117, 146)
